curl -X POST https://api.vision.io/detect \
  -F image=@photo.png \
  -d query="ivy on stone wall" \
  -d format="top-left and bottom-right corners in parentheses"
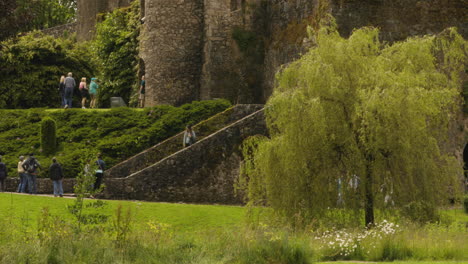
top-left (92, 0), bottom-right (140, 108)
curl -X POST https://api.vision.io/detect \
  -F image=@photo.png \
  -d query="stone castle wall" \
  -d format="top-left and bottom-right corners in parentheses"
top-left (76, 0), bottom-right (132, 41)
top-left (141, 0), bottom-right (205, 106)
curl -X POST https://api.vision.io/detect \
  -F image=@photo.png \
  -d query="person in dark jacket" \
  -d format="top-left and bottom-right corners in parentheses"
top-left (0, 156), bottom-right (8, 192)
top-left (49, 157), bottom-right (64, 197)
top-left (22, 153), bottom-right (41, 194)
top-left (94, 154), bottom-right (106, 190)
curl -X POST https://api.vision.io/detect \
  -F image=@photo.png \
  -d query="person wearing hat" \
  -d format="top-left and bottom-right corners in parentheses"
top-left (89, 77), bottom-right (99, 109)
top-left (49, 157), bottom-right (64, 197)
top-left (0, 156), bottom-right (7, 192)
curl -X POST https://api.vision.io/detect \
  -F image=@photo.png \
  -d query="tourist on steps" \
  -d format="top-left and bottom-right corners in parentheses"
top-left (94, 154), bottom-right (106, 190)
top-left (17, 156), bottom-right (27, 193)
top-left (183, 124), bottom-right (197, 148)
top-left (89, 78), bottom-right (98, 109)
top-left (22, 153), bottom-right (41, 194)
top-left (79, 77), bottom-right (89, 109)
top-left (0, 156), bottom-right (8, 192)
top-left (58, 75), bottom-right (66, 107)
top-left (139, 75), bottom-right (146, 108)
top-left (64, 72), bottom-right (76, 108)
top-left (49, 157), bottom-right (64, 197)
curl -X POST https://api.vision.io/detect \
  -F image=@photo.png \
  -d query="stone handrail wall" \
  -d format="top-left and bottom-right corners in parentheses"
top-left (101, 108), bottom-right (267, 204)
top-left (4, 178), bottom-right (76, 194)
top-left (105, 104), bottom-right (263, 179)
top-left (41, 22), bottom-right (77, 38)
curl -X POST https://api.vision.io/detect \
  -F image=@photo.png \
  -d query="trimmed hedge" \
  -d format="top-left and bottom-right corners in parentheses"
top-left (40, 117), bottom-right (57, 156)
top-left (0, 100), bottom-right (231, 178)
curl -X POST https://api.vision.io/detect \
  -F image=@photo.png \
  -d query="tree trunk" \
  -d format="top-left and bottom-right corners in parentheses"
top-left (364, 162), bottom-right (374, 227)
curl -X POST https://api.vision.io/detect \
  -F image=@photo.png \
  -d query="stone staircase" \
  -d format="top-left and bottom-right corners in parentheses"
top-left (101, 104), bottom-right (267, 204)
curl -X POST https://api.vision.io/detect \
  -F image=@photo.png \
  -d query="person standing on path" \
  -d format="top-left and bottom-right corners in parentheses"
top-left (0, 156), bottom-right (8, 192)
top-left (138, 75), bottom-right (145, 108)
top-left (22, 153), bottom-right (41, 194)
top-left (49, 157), bottom-right (64, 197)
top-left (59, 75), bottom-right (66, 107)
top-left (64, 72), bottom-right (76, 108)
top-left (183, 124), bottom-right (197, 148)
top-left (79, 77), bottom-right (89, 109)
top-left (94, 154), bottom-right (106, 190)
top-left (89, 78), bottom-right (98, 109)
top-left (17, 156), bottom-right (27, 193)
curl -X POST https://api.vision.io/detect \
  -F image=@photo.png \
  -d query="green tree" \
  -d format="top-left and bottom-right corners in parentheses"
top-left (241, 26), bottom-right (467, 226)
top-left (92, 1), bottom-right (140, 108)
top-left (0, 32), bottom-right (94, 108)
top-left (0, 0), bottom-right (76, 41)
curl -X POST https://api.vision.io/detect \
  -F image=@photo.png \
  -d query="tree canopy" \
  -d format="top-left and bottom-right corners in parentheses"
top-left (0, 0), bottom-right (76, 41)
top-left (240, 26), bottom-right (467, 226)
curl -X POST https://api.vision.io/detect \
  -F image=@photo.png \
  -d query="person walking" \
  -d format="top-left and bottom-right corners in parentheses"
top-left (89, 78), bottom-right (98, 109)
top-left (49, 157), bottom-right (64, 197)
top-left (59, 75), bottom-right (66, 107)
top-left (94, 154), bottom-right (106, 190)
top-left (22, 153), bottom-right (41, 194)
top-left (64, 72), bottom-right (76, 108)
top-left (138, 75), bottom-right (145, 108)
top-left (79, 77), bottom-right (89, 109)
top-left (0, 156), bottom-right (8, 192)
top-left (17, 156), bottom-right (27, 193)
top-left (183, 124), bottom-right (197, 148)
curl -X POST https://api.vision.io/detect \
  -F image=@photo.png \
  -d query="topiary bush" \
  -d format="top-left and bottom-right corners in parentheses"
top-left (40, 117), bottom-right (57, 156)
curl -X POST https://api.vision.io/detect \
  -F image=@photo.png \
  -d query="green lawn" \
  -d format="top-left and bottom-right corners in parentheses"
top-left (0, 193), bottom-right (245, 233)
top-left (318, 262), bottom-right (468, 264)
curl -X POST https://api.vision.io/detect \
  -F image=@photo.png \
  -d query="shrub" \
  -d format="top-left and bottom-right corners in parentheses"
top-left (0, 99), bottom-right (231, 178)
top-left (0, 32), bottom-right (95, 109)
top-left (40, 117), bottom-right (57, 155)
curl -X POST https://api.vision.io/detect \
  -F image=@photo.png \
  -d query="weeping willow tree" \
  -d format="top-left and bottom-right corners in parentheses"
top-left (240, 26), bottom-right (467, 227)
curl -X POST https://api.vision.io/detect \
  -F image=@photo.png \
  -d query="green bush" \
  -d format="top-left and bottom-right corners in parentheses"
top-left (0, 100), bottom-right (230, 178)
top-left (401, 201), bottom-right (440, 223)
top-left (40, 117), bottom-right (57, 156)
top-left (0, 32), bottom-right (95, 109)
top-left (92, 0), bottom-right (141, 108)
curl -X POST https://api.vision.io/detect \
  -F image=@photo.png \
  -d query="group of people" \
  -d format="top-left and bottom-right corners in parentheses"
top-left (0, 154), bottom-right (106, 197)
top-left (59, 72), bottom-right (99, 109)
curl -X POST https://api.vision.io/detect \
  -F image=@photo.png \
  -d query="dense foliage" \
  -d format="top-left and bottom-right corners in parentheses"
top-left (40, 117), bottom-right (57, 155)
top-left (240, 26), bottom-right (467, 226)
top-left (92, 0), bottom-right (141, 108)
top-left (0, 32), bottom-right (95, 109)
top-left (0, 99), bottom-right (230, 178)
top-left (0, 0), bottom-right (76, 41)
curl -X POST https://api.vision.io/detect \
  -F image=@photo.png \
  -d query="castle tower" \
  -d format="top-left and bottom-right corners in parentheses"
top-left (141, 0), bottom-right (205, 106)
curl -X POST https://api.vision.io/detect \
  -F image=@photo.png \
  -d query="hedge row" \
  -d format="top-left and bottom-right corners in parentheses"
top-left (0, 99), bottom-right (231, 178)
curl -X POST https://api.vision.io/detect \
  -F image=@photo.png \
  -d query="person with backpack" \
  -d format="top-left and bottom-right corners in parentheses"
top-left (0, 156), bottom-right (8, 192)
top-left (22, 153), bottom-right (41, 194)
top-left (64, 72), bottom-right (76, 109)
top-left (49, 157), bottom-right (64, 197)
top-left (17, 156), bottom-right (27, 193)
top-left (183, 124), bottom-right (197, 148)
top-left (94, 154), bottom-right (106, 190)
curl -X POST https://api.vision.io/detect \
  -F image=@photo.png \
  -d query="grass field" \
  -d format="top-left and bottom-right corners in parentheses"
top-left (0, 193), bottom-right (245, 233)
top-left (0, 193), bottom-right (466, 263)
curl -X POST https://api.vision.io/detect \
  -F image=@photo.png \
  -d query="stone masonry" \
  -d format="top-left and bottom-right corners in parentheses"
top-left (141, 0), bottom-right (205, 106)
top-left (101, 108), bottom-right (267, 204)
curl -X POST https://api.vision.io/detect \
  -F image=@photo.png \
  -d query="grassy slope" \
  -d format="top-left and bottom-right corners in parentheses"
top-left (0, 193), bottom-right (245, 233)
